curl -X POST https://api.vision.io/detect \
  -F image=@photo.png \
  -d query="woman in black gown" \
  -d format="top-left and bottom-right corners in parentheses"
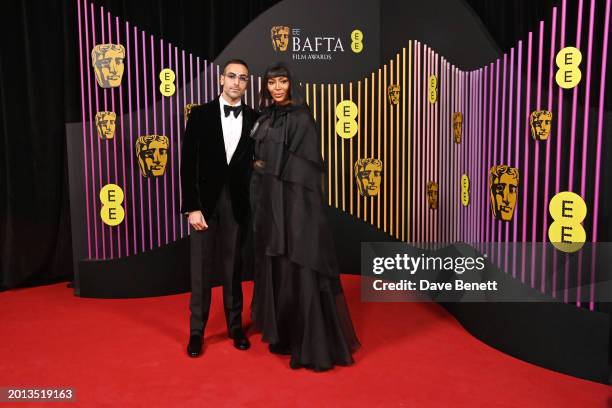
top-left (250, 63), bottom-right (360, 371)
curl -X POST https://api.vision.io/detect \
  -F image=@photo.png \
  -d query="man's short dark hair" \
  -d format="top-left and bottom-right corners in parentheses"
top-left (222, 59), bottom-right (249, 74)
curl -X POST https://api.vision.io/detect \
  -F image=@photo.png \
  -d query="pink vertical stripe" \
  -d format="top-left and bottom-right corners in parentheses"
top-left (134, 26), bottom-right (144, 253)
top-left (77, 0), bottom-right (92, 258)
top-left (433, 52), bottom-right (437, 242)
top-left (423, 46), bottom-right (427, 243)
top-left (590, 0), bottom-right (610, 309)
top-left (513, 41), bottom-right (523, 281)
top-left (459, 71), bottom-right (464, 243)
top-left (412, 42), bottom-right (417, 242)
top-left (101, 9), bottom-right (111, 259)
top-left (486, 63), bottom-right (494, 248)
top-left (476, 70), bottom-right (481, 243)
top-left (428, 50), bottom-right (432, 244)
top-left (247, 75), bottom-right (256, 109)
top-left (468, 71), bottom-right (473, 243)
top-left (469, 71), bottom-right (474, 244)
top-left (176, 48), bottom-right (185, 237)
top-left (428, 48), bottom-right (432, 243)
top-left (204, 59), bottom-right (208, 102)
top-left (531, 22), bottom-right (545, 289)
top-left (417, 43), bottom-right (421, 243)
top-left (458, 70), bottom-right (462, 243)
top-left (100, 7), bottom-right (108, 111)
top-left (568, 0), bottom-right (584, 193)
top-left (91, 3), bottom-right (106, 259)
top-left (578, 0), bottom-right (597, 308)
top-left (197, 57), bottom-right (201, 104)
top-left (478, 69), bottom-right (483, 243)
top-left (492, 60), bottom-right (500, 263)
top-left (422, 45), bottom-right (427, 244)
top-left (477, 69), bottom-right (483, 243)
top-left (150, 35), bottom-right (161, 249)
top-left (470, 70), bottom-right (474, 245)
top-left (542, 7), bottom-right (558, 296)
top-left (419, 43), bottom-right (423, 243)
top-left (457, 70), bottom-right (461, 243)
top-left (504, 48), bottom-right (514, 273)
top-left (439, 58), bottom-right (444, 242)
top-left (160, 39), bottom-right (169, 245)
top-left (464, 71), bottom-right (468, 244)
top-left (475, 70), bottom-right (480, 243)
top-left (107, 12), bottom-right (117, 259)
top-left (190, 53), bottom-right (194, 102)
top-left (498, 53), bottom-right (507, 267)
top-left (142, 31), bottom-right (153, 251)
top-left (520, 33), bottom-right (533, 282)
top-left (442, 59), bottom-right (447, 242)
top-left (568, 0), bottom-right (584, 305)
top-left (85, 0), bottom-right (99, 259)
top-left (182, 51), bottom-right (188, 236)
top-left (553, 0), bottom-right (567, 301)
top-left (168, 42), bottom-right (177, 241)
top-left (482, 66), bottom-right (488, 246)
top-left (415, 43), bottom-right (420, 242)
top-left (436, 54), bottom-right (440, 243)
top-left (148, 35), bottom-right (159, 248)
top-left (447, 61), bottom-right (452, 243)
top-left (450, 65), bottom-right (454, 242)
top-left (577, 0), bottom-right (596, 307)
top-left (115, 16), bottom-right (128, 257)
top-left (126, 23), bottom-right (137, 255)
top-left (470, 71), bottom-right (474, 244)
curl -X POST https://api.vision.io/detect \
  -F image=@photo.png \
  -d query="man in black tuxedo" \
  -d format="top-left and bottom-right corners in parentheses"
top-left (180, 59), bottom-right (257, 357)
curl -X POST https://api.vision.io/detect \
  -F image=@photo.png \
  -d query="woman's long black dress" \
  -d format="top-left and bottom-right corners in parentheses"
top-left (250, 103), bottom-right (360, 371)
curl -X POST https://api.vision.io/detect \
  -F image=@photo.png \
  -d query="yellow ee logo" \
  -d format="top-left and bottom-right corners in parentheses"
top-left (351, 29), bottom-right (363, 54)
top-left (335, 100), bottom-right (358, 139)
top-left (461, 174), bottom-right (470, 206)
top-left (548, 191), bottom-right (587, 253)
top-left (159, 68), bottom-right (176, 97)
top-left (555, 47), bottom-right (582, 89)
top-left (428, 75), bottom-right (438, 104)
top-left (100, 184), bottom-right (125, 226)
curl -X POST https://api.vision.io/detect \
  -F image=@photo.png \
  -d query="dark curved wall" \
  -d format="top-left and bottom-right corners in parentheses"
top-left (381, 0), bottom-right (500, 69)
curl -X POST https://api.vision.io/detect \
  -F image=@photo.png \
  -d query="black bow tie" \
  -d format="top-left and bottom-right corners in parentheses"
top-left (224, 104), bottom-right (242, 118)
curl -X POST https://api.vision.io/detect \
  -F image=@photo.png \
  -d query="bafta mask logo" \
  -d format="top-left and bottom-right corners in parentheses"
top-left (530, 110), bottom-right (553, 141)
top-left (136, 135), bottom-right (169, 177)
top-left (95, 111), bottom-right (117, 140)
top-left (183, 103), bottom-right (201, 122)
top-left (452, 112), bottom-right (463, 144)
top-left (426, 181), bottom-right (439, 210)
top-left (91, 44), bottom-right (125, 88)
top-left (271, 26), bottom-right (290, 52)
top-left (490, 165), bottom-right (519, 222)
top-left (388, 84), bottom-right (400, 105)
top-left (354, 158), bottom-right (383, 197)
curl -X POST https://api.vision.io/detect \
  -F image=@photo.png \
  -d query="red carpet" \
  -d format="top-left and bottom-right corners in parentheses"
top-left (0, 276), bottom-right (610, 407)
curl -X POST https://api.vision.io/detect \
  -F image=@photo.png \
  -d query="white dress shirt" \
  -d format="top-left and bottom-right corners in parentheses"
top-left (219, 94), bottom-right (243, 164)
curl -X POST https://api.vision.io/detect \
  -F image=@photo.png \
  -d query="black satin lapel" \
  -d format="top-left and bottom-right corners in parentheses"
top-left (211, 98), bottom-right (228, 163)
top-left (229, 109), bottom-right (253, 166)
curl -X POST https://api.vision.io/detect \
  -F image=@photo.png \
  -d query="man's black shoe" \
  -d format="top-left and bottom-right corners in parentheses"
top-left (231, 330), bottom-right (250, 350)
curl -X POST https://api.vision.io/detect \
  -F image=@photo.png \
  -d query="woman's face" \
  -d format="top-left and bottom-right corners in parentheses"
top-left (267, 76), bottom-right (290, 104)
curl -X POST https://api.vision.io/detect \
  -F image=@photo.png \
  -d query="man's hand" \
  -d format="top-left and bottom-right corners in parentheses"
top-left (188, 211), bottom-right (208, 231)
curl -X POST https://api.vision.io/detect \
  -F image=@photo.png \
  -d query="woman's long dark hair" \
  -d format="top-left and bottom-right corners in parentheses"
top-left (258, 62), bottom-right (305, 111)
